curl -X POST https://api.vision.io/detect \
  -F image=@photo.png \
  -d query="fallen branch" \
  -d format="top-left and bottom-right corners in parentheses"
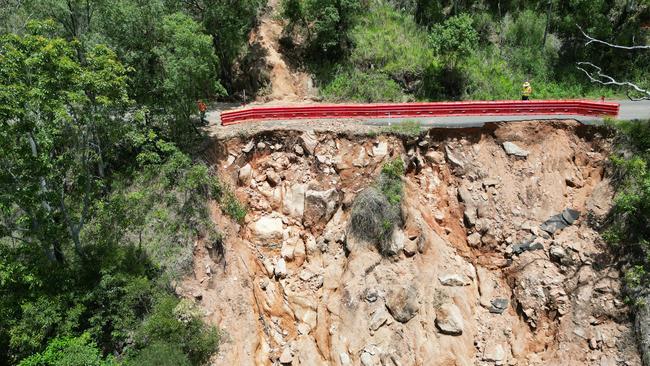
top-left (576, 62), bottom-right (650, 101)
top-left (577, 25), bottom-right (650, 50)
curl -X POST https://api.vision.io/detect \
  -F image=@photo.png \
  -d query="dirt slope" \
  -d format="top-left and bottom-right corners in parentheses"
top-left (249, 0), bottom-right (315, 103)
top-left (180, 121), bottom-right (639, 365)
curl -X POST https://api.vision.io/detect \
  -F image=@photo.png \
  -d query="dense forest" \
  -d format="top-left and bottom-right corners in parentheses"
top-left (279, 0), bottom-right (649, 101)
top-left (0, 0), bottom-right (648, 365)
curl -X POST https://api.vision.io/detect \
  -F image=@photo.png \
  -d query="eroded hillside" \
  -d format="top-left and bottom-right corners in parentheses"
top-left (180, 121), bottom-right (639, 366)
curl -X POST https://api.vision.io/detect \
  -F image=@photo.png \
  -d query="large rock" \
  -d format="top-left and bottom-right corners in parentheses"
top-left (372, 141), bottom-right (388, 158)
top-left (445, 145), bottom-right (465, 168)
top-left (283, 184), bottom-right (306, 219)
top-left (239, 163), bottom-right (252, 185)
top-left (438, 274), bottom-right (471, 286)
top-left (251, 216), bottom-right (284, 242)
top-left (304, 188), bottom-right (340, 228)
top-left (279, 346), bottom-right (293, 364)
top-left (435, 303), bottom-right (464, 335)
top-left (502, 141), bottom-right (529, 157)
top-left (385, 228), bottom-right (405, 256)
top-left (483, 343), bottom-right (506, 363)
top-left (540, 208), bottom-right (580, 235)
top-left (385, 285), bottom-right (419, 323)
top-left (275, 258), bottom-right (288, 278)
top-left (299, 131), bottom-right (318, 155)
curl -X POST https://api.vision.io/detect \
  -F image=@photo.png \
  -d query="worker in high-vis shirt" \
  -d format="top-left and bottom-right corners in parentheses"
top-left (521, 81), bottom-right (532, 100)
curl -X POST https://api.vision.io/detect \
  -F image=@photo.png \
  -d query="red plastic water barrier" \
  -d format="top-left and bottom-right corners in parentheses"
top-left (220, 100), bottom-right (619, 126)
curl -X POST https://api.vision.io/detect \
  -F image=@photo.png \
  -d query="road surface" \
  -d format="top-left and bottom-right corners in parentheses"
top-left (206, 100), bottom-right (650, 129)
top-left (362, 100), bottom-right (650, 128)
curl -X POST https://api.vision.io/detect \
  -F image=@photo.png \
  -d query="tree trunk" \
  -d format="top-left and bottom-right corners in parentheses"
top-left (542, 0), bottom-right (552, 50)
top-left (635, 296), bottom-right (650, 365)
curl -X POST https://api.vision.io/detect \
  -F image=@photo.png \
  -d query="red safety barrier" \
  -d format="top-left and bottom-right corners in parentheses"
top-left (220, 100), bottom-right (620, 126)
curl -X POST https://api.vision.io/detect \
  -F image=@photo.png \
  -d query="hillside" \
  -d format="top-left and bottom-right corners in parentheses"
top-left (1, 1), bottom-right (650, 366)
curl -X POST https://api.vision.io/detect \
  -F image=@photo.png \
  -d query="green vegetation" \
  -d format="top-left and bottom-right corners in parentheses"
top-left (281, 0), bottom-right (648, 102)
top-left (603, 120), bottom-right (650, 304)
top-left (385, 120), bottom-right (423, 137)
top-left (350, 158), bottom-right (405, 255)
top-left (0, 0), bottom-right (265, 363)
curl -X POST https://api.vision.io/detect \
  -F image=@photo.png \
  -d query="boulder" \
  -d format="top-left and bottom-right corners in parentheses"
top-left (483, 344), bottom-right (506, 363)
top-left (238, 163), bottom-right (252, 185)
top-left (540, 208), bottom-right (580, 234)
top-left (467, 232), bottom-right (482, 247)
top-left (275, 258), bottom-right (288, 278)
top-left (445, 145), bottom-right (464, 168)
top-left (425, 150), bottom-right (445, 164)
top-left (435, 303), bottom-right (464, 335)
top-left (242, 140), bottom-right (254, 153)
top-left (489, 298), bottom-right (509, 314)
top-left (502, 141), bottom-right (529, 157)
top-left (281, 242), bottom-right (295, 260)
top-left (403, 239), bottom-right (418, 257)
top-left (549, 245), bottom-right (567, 262)
top-left (293, 239), bottom-right (306, 266)
top-left (369, 308), bottom-right (391, 331)
top-left (251, 216), bottom-right (284, 242)
top-left (339, 352), bottom-right (352, 366)
top-left (385, 228), bottom-right (405, 256)
top-left (299, 131), bottom-right (318, 155)
top-left (385, 285), bottom-right (419, 323)
top-left (266, 170), bottom-right (281, 187)
top-left (282, 184), bottom-right (306, 219)
top-left (353, 147), bottom-right (370, 167)
top-left (438, 274), bottom-right (472, 286)
top-left (372, 141), bottom-right (388, 158)
top-left (511, 238), bottom-right (544, 255)
top-left (279, 347), bottom-right (293, 364)
top-left (304, 188), bottom-right (340, 228)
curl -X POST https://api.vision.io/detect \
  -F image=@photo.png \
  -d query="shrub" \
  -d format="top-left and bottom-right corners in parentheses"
top-left (430, 13), bottom-right (478, 68)
top-left (349, 187), bottom-right (402, 255)
top-left (350, 3), bottom-right (434, 80)
top-left (349, 158), bottom-right (405, 255)
top-left (133, 294), bottom-right (219, 366)
top-left (126, 341), bottom-right (191, 366)
top-left (385, 119), bottom-right (422, 137)
top-left (19, 333), bottom-right (114, 366)
top-left (322, 69), bottom-right (408, 103)
top-left (500, 10), bottom-right (560, 80)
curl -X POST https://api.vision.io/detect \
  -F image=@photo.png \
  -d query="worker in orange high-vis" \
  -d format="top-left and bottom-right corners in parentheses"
top-left (521, 81), bottom-right (532, 100)
top-left (197, 99), bottom-right (207, 124)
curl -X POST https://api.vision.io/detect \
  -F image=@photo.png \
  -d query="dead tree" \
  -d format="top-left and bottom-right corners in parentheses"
top-left (576, 25), bottom-right (649, 101)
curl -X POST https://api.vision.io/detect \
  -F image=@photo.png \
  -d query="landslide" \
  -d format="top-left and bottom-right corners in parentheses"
top-left (180, 121), bottom-right (640, 366)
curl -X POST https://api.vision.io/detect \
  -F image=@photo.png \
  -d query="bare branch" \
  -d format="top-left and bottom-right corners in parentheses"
top-left (577, 25), bottom-right (650, 50)
top-left (576, 62), bottom-right (650, 101)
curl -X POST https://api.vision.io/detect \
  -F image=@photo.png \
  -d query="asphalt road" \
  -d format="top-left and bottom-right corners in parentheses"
top-left (208, 100), bottom-right (650, 128)
top-left (362, 100), bottom-right (650, 128)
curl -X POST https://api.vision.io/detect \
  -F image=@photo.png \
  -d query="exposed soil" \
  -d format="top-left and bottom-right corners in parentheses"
top-left (249, 0), bottom-right (315, 103)
top-left (180, 121), bottom-right (639, 366)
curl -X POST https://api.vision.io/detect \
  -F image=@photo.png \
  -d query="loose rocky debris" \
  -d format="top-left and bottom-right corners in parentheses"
top-left (436, 303), bottom-right (464, 335)
top-left (540, 208), bottom-right (581, 234)
top-left (180, 121), bottom-right (639, 366)
top-left (502, 141), bottom-right (530, 157)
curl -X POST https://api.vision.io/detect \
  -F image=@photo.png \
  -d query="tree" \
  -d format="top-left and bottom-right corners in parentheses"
top-left (430, 13), bottom-right (478, 68)
top-left (180, 0), bottom-right (264, 89)
top-left (18, 333), bottom-right (115, 366)
top-left (288, 0), bottom-right (361, 59)
top-left (153, 13), bottom-right (224, 127)
top-left (0, 21), bottom-right (131, 262)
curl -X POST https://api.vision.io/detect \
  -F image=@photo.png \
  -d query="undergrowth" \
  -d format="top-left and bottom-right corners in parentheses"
top-left (385, 119), bottom-right (422, 137)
